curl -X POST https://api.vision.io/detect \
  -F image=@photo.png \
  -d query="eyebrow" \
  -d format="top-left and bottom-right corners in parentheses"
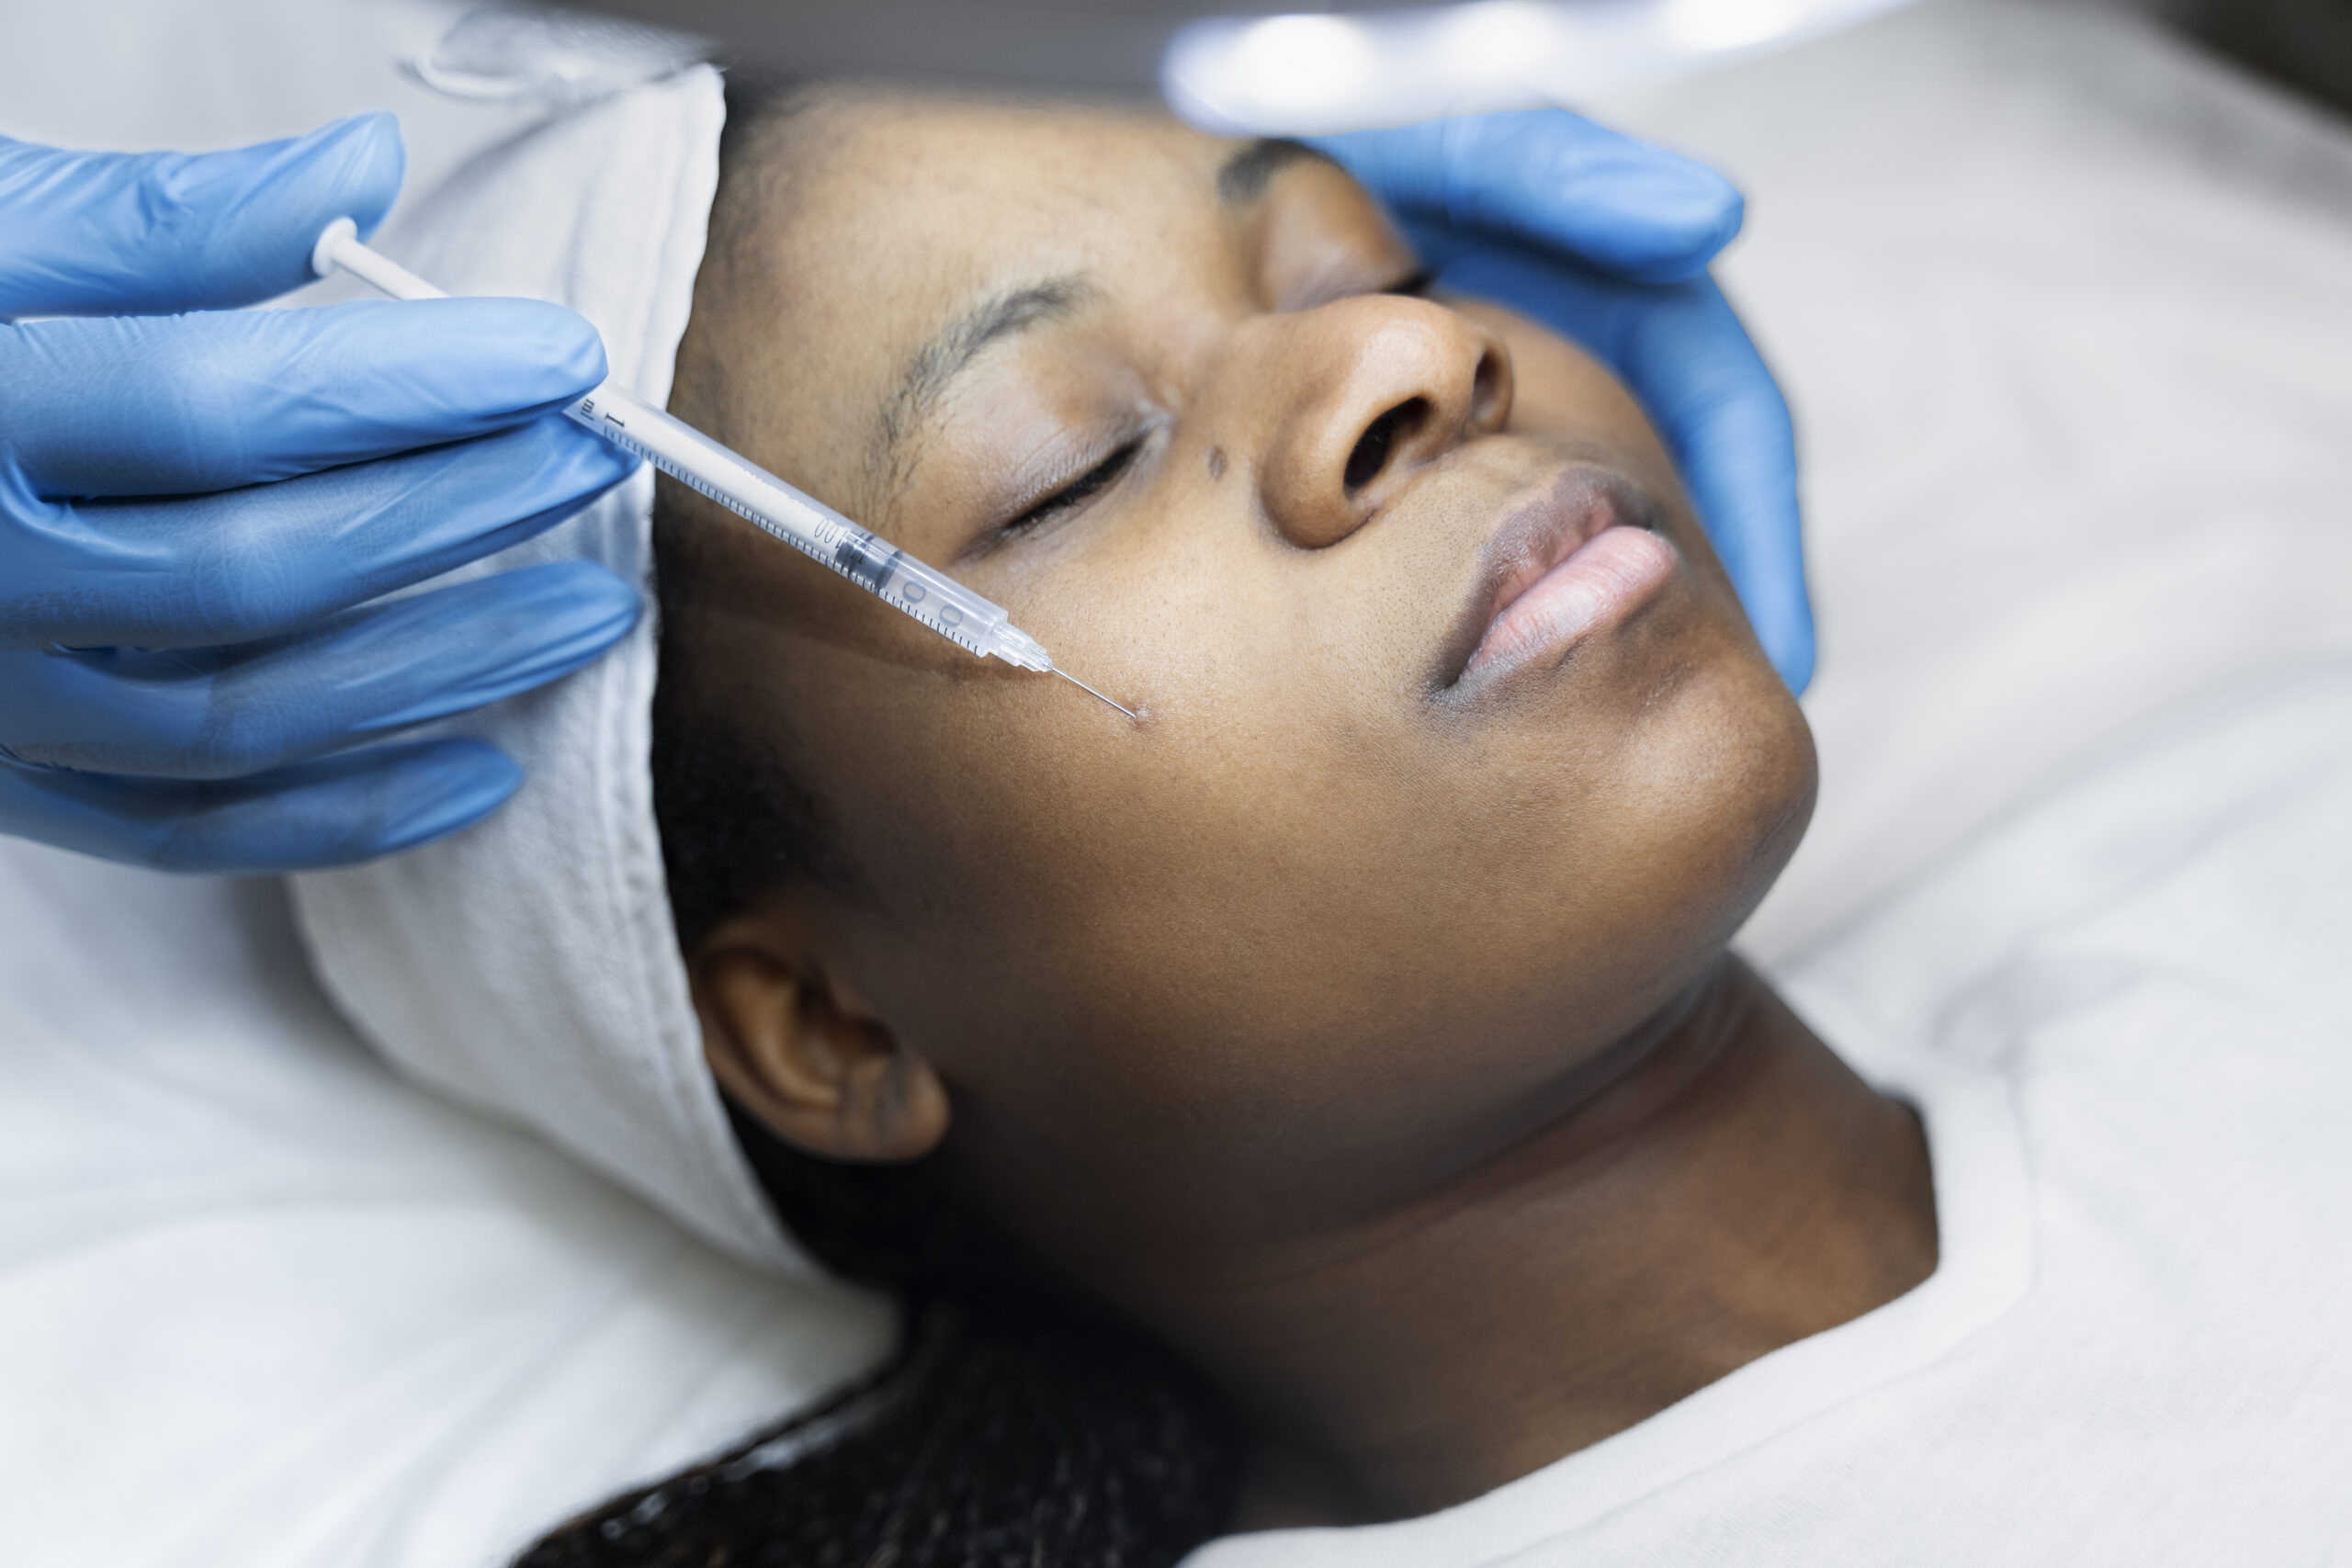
top-left (867, 274), bottom-right (1099, 510)
top-left (1218, 137), bottom-right (1340, 207)
top-left (861, 142), bottom-right (1336, 511)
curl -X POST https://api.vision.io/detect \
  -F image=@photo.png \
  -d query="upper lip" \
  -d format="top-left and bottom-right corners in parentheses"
top-left (1431, 463), bottom-right (1655, 689)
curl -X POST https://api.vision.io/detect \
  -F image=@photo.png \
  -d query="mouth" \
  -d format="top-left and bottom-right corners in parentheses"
top-left (1437, 465), bottom-right (1678, 690)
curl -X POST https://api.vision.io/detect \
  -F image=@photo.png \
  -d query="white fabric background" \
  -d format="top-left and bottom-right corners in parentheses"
top-left (1, 1), bottom-right (2347, 1562)
top-left (0, 850), bottom-right (888, 1567)
top-left (0, 1), bottom-right (548, 231)
top-left (1629, 0), bottom-right (2352, 959)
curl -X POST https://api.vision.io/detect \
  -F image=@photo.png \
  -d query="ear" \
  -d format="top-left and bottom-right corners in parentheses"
top-left (688, 913), bottom-right (950, 1164)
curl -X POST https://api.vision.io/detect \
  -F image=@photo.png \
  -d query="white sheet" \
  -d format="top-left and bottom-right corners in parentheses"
top-left (3, 1), bottom-right (2348, 1562)
top-left (0, 843), bottom-right (889, 1566)
top-left (0, 0), bottom-right (537, 231)
top-left (1619, 0), bottom-right (2352, 959)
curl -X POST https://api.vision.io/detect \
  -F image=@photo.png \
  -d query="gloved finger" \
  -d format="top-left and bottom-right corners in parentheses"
top-left (0, 737), bottom-right (522, 874)
top-left (3, 297), bottom-right (609, 499)
top-left (4, 412), bottom-right (637, 651)
top-left (0, 114), bottom-right (401, 319)
top-left (1411, 226), bottom-right (1815, 692)
top-left (1620, 277), bottom-right (1815, 694)
top-left (1312, 109), bottom-right (1744, 286)
top-left (0, 562), bottom-right (638, 779)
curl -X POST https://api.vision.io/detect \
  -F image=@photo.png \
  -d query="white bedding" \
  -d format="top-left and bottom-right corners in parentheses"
top-left (1619, 0), bottom-right (2352, 958)
top-left (3, 2), bottom-right (2348, 1562)
top-left (0, 850), bottom-right (888, 1566)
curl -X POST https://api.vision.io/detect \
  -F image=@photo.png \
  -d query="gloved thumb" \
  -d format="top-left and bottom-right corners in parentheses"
top-left (0, 113), bottom-right (403, 320)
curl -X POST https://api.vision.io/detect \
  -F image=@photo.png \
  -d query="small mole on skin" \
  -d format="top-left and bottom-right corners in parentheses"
top-left (1204, 446), bottom-right (1227, 481)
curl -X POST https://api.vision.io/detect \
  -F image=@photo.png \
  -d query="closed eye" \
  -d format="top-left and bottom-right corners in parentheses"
top-left (1002, 437), bottom-right (1144, 536)
top-left (1384, 267), bottom-right (1436, 298)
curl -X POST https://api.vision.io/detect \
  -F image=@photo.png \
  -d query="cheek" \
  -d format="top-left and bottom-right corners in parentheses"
top-left (807, 586), bottom-right (1814, 1224)
top-left (779, 327), bottom-right (1807, 1222)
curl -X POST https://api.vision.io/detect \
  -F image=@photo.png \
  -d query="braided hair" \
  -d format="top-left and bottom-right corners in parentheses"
top-left (511, 436), bottom-right (1242, 1565)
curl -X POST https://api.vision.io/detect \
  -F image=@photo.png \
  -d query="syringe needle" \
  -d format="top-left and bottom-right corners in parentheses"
top-left (1054, 667), bottom-right (1141, 722)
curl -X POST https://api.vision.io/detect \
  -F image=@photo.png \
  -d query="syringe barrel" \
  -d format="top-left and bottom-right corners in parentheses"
top-left (309, 220), bottom-right (1062, 676)
top-left (564, 385), bottom-right (1049, 671)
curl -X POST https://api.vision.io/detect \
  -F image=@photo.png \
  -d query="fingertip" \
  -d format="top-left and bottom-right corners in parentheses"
top-left (1712, 183), bottom-right (1747, 255)
top-left (569, 560), bottom-right (646, 631)
top-left (549, 308), bottom-right (612, 393)
top-left (547, 412), bottom-right (643, 492)
top-left (1768, 615), bottom-right (1816, 696)
top-left (516, 298), bottom-right (611, 389)
top-left (1735, 559), bottom-right (1815, 695)
top-left (1785, 643), bottom-right (1815, 697)
top-left (277, 113), bottom-right (406, 239)
top-left (511, 559), bottom-right (645, 651)
top-left (327, 112), bottom-right (407, 239)
top-left (377, 739), bottom-right (526, 853)
top-left (376, 298), bottom-right (613, 418)
top-left (1671, 172), bottom-right (1745, 271)
top-left (1575, 156), bottom-right (1745, 282)
top-left (481, 298), bottom-right (612, 400)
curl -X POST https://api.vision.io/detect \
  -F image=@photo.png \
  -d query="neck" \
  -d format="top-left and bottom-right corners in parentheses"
top-left (1149, 958), bottom-right (1938, 1529)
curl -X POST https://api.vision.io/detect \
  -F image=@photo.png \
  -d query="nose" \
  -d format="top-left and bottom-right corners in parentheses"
top-left (1255, 296), bottom-right (1513, 550)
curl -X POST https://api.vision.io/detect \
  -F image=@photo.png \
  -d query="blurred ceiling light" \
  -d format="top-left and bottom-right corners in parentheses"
top-left (1164, 0), bottom-right (1920, 133)
top-left (1229, 13), bottom-right (1381, 116)
top-left (1662, 0), bottom-right (1803, 51)
top-left (1434, 1), bottom-right (1566, 85)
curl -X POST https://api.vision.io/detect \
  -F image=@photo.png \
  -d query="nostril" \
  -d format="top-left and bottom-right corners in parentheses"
top-left (1469, 348), bottom-right (1508, 430)
top-left (1344, 398), bottom-right (1429, 492)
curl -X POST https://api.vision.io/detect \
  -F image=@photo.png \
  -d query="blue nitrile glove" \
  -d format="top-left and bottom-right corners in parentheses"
top-left (1317, 110), bottom-right (1813, 693)
top-left (0, 114), bottom-right (642, 873)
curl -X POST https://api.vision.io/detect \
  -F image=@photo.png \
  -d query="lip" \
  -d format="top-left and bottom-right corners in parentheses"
top-left (1435, 465), bottom-right (1677, 690)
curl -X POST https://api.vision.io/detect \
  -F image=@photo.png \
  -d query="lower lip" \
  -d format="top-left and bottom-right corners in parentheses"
top-left (1464, 525), bottom-right (1678, 679)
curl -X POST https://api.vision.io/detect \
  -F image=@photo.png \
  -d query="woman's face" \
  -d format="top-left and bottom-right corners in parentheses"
top-left (673, 93), bottom-right (1815, 1278)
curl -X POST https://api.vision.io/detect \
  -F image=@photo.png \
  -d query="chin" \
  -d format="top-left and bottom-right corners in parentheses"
top-left (1691, 667), bottom-right (1817, 945)
top-left (1614, 607), bottom-right (1818, 953)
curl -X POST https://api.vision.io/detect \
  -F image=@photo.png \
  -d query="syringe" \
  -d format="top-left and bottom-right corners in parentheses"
top-left (309, 219), bottom-right (1137, 721)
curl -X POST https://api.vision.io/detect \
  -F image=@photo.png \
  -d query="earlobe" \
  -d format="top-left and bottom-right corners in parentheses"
top-left (690, 928), bottom-right (950, 1164)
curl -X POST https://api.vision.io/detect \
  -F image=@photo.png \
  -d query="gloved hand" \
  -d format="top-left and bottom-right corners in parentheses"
top-left (0, 114), bottom-right (641, 873)
top-left (1317, 110), bottom-right (1813, 693)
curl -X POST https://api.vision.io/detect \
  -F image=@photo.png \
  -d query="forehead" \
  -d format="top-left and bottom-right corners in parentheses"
top-left (707, 101), bottom-right (1240, 452)
top-left (737, 96), bottom-right (1237, 349)
top-left (756, 94), bottom-right (1228, 260)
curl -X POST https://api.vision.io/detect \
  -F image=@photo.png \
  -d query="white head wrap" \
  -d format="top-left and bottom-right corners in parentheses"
top-left (291, 66), bottom-right (807, 1275)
